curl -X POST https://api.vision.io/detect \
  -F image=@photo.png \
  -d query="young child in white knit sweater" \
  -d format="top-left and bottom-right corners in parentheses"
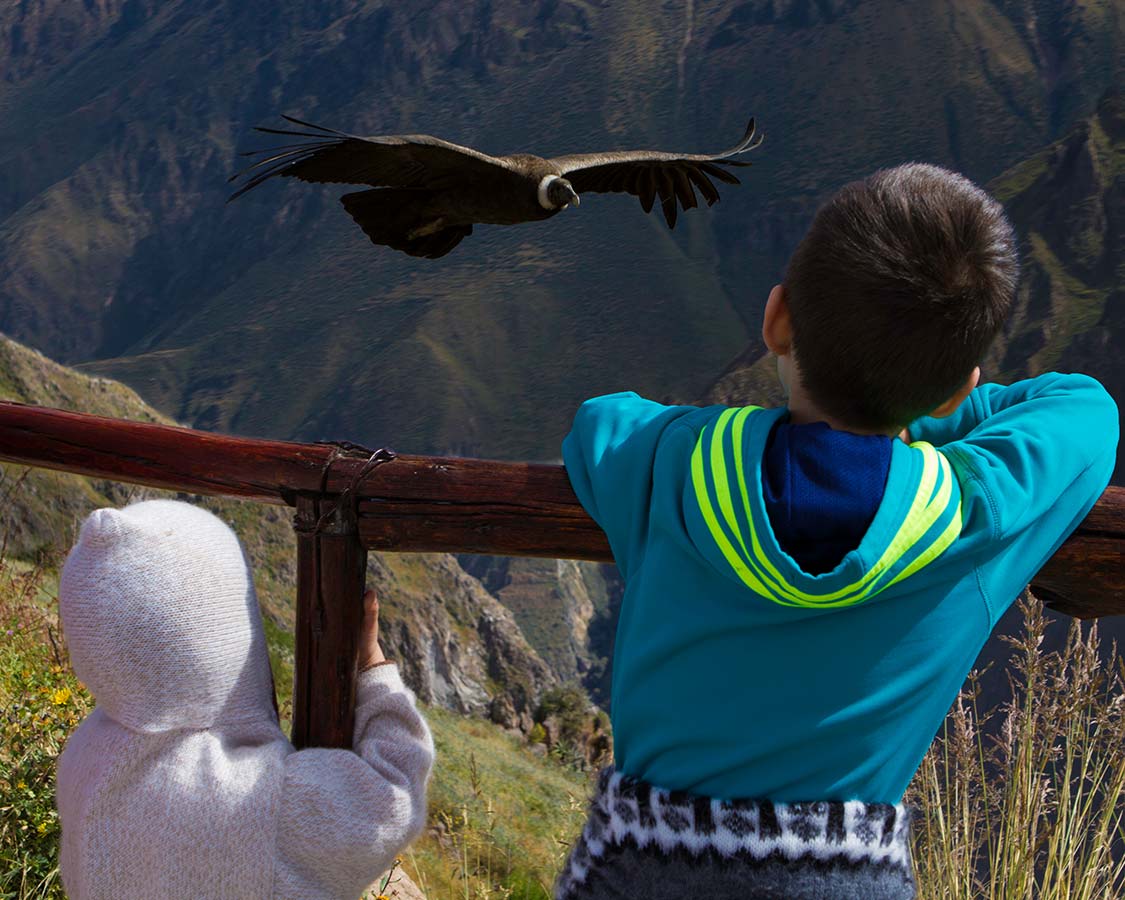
top-left (55, 499), bottom-right (435, 900)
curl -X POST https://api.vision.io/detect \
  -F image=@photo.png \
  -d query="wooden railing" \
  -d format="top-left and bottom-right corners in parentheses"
top-left (1, 401), bottom-right (1122, 748)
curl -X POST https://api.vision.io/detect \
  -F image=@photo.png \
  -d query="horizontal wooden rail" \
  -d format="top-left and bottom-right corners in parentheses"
top-left (1, 400), bottom-right (1122, 616)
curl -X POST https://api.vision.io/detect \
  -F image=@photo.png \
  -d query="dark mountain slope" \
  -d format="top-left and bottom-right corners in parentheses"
top-left (705, 89), bottom-right (1125, 483)
top-left (989, 88), bottom-right (1124, 477)
top-left (0, 0), bottom-right (1120, 460)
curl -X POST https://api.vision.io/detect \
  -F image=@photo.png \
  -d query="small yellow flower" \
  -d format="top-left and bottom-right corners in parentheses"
top-left (37, 823), bottom-right (47, 835)
top-left (16, 781), bottom-right (26, 790)
top-left (51, 687), bottom-right (71, 706)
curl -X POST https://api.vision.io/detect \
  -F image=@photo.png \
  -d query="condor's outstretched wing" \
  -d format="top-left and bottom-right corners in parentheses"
top-left (227, 115), bottom-right (520, 202)
top-left (549, 118), bottom-right (762, 228)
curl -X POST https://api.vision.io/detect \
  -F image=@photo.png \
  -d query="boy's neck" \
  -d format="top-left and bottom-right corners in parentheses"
top-left (784, 387), bottom-right (904, 438)
top-left (773, 357), bottom-right (910, 440)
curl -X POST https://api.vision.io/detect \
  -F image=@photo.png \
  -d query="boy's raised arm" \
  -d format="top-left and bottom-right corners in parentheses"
top-left (911, 372), bottom-right (1118, 541)
top-left (909, 372), bottom-right (1115, 449)
top-left (562, 391), bottom-right (697, 576)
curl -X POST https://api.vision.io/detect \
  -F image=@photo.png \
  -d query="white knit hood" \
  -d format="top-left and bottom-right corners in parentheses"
top-left (57, 500), bottom-right (435, 900)
top-left (59, 499), bottom-right (276, 732)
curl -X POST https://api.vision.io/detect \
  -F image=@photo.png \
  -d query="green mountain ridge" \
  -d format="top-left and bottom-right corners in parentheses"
top-left (703, 88), bottom-right (1125, 482)
top-left (0, 0), bottom-right (1121, 460)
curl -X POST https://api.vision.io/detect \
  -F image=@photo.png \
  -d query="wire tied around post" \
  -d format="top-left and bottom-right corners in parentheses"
top-left (293, 441), bottom-right (398, 535)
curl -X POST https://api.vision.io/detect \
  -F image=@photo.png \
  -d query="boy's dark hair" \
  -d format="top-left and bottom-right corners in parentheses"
top-left (784, 163), bottom-right (1019, 430)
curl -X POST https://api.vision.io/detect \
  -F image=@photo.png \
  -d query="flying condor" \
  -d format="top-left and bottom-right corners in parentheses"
top-left (228, 115), bottom-right (763, 259)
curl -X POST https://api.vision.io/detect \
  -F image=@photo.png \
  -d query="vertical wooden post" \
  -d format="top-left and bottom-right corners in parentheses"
top-left (292, 493), bottom-right (368, 749)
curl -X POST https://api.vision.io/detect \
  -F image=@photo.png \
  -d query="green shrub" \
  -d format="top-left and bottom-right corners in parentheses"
top-left (0, 560), bottom-right (92, 900)
top-left (534, 684), bottom-right (590, 746)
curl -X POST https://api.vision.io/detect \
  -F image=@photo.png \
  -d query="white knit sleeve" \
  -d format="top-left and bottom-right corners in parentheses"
top-left (275, 665), bottom-right (435, 895)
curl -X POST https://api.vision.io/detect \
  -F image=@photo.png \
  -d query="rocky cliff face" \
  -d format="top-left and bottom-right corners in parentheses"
top-left (458, 554), bottom-right (620, 699)
top-left (371, 551), bottom-right (554, 731)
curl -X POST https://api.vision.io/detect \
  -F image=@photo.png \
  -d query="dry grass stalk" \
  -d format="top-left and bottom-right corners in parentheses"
top-left (910, 592), bottom-right (1125, 899)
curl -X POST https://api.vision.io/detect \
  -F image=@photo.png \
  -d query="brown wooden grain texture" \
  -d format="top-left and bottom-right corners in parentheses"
top-left (1031, 535), bottom-right (1125, 619)
top-left (292, 494), bottom-right (368, 749)
top-left (0, 401), bottom-right (329, 504)
top-left (0, 401), bottom-right (1122, 616)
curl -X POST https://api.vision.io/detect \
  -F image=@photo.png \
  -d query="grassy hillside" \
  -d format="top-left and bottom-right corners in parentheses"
top-left (0, 558), bottom-right (590, 900)
top-left (0, 333), bottom-right (597, 898)
top-left (408, 706), bottom-right (590, 898)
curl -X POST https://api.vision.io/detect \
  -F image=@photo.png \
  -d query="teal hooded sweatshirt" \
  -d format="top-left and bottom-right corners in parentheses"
top-left (562, 373), bottom-right (1118, 804)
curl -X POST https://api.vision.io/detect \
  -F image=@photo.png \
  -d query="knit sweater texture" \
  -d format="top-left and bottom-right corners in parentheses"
top-left (56, 500), bottom-right (435, 900)
top-left (555, 767), bottom-right (916, 900)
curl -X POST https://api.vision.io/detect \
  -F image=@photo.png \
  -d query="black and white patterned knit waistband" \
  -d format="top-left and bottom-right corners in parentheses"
top-left (556, 768), bottom-right (915, 900)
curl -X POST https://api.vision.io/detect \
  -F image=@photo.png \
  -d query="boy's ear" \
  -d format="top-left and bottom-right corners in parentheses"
top-left (762, 284), bottom-right (793, 355)
top-left (929, 366), bottom-right (981, 418)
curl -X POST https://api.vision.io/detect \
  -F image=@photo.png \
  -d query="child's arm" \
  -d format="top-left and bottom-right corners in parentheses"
top-left (911, 373), bottom-right (1117, 625)
top-left (908, 373), bottom-right (1116, 455)
top-left (907, 372), bottom-right (1117, 536)
top-left (563, 391), bottom-right (699, 576)
top-left (275, 592), bottom-right (434, 895)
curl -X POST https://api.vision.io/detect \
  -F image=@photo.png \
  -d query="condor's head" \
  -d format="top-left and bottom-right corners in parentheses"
top-left (538, 175), bottom-right (581, 211)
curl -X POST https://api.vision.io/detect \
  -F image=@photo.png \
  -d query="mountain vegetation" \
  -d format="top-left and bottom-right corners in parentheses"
top-left (0, 333), bottom-right (560, 732)
top-left (0, 0), bottom-right (1120, 461)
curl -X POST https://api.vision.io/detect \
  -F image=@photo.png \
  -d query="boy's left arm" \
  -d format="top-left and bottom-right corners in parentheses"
top-left (563, 391), bottom-right (699, 576)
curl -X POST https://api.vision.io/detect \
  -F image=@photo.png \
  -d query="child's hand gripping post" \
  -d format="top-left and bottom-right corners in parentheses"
top-left (358, 588), bottom-right (389, 670)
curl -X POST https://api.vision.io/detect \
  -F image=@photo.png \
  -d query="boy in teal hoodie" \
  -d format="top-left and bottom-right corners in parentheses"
top-left (556, 163), bottom-right (1118, 900)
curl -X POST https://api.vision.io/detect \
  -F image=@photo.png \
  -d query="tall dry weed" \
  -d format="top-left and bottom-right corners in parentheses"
top-left (910, 592), bottom-right (1125, 899)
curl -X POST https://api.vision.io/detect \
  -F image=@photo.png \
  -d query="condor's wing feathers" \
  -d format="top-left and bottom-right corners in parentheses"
top-left (549, 118), bottom-right (762, 228)
top-left (228, 116), bottom-right (519, 202)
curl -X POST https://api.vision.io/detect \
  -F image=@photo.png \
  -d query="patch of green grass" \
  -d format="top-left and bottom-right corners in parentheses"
top-left (405, 705), bottom-right (591, 900)
top-left (1025, 232), bottom-right (1110, 374)
top-left (990, 152), bottom-right (1050, 205)
top-left (1087, 98), bottom-right (1124, 183)
top-left (0, 557), bottom-right (93, 900)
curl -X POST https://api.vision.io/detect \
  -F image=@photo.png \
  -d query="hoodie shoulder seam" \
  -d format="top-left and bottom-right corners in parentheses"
top-left (943, 444), bottom-right (1001, 542)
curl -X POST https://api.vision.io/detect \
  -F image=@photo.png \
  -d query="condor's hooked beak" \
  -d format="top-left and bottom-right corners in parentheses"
top-left (540, 175), bottom-right (582, 210)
